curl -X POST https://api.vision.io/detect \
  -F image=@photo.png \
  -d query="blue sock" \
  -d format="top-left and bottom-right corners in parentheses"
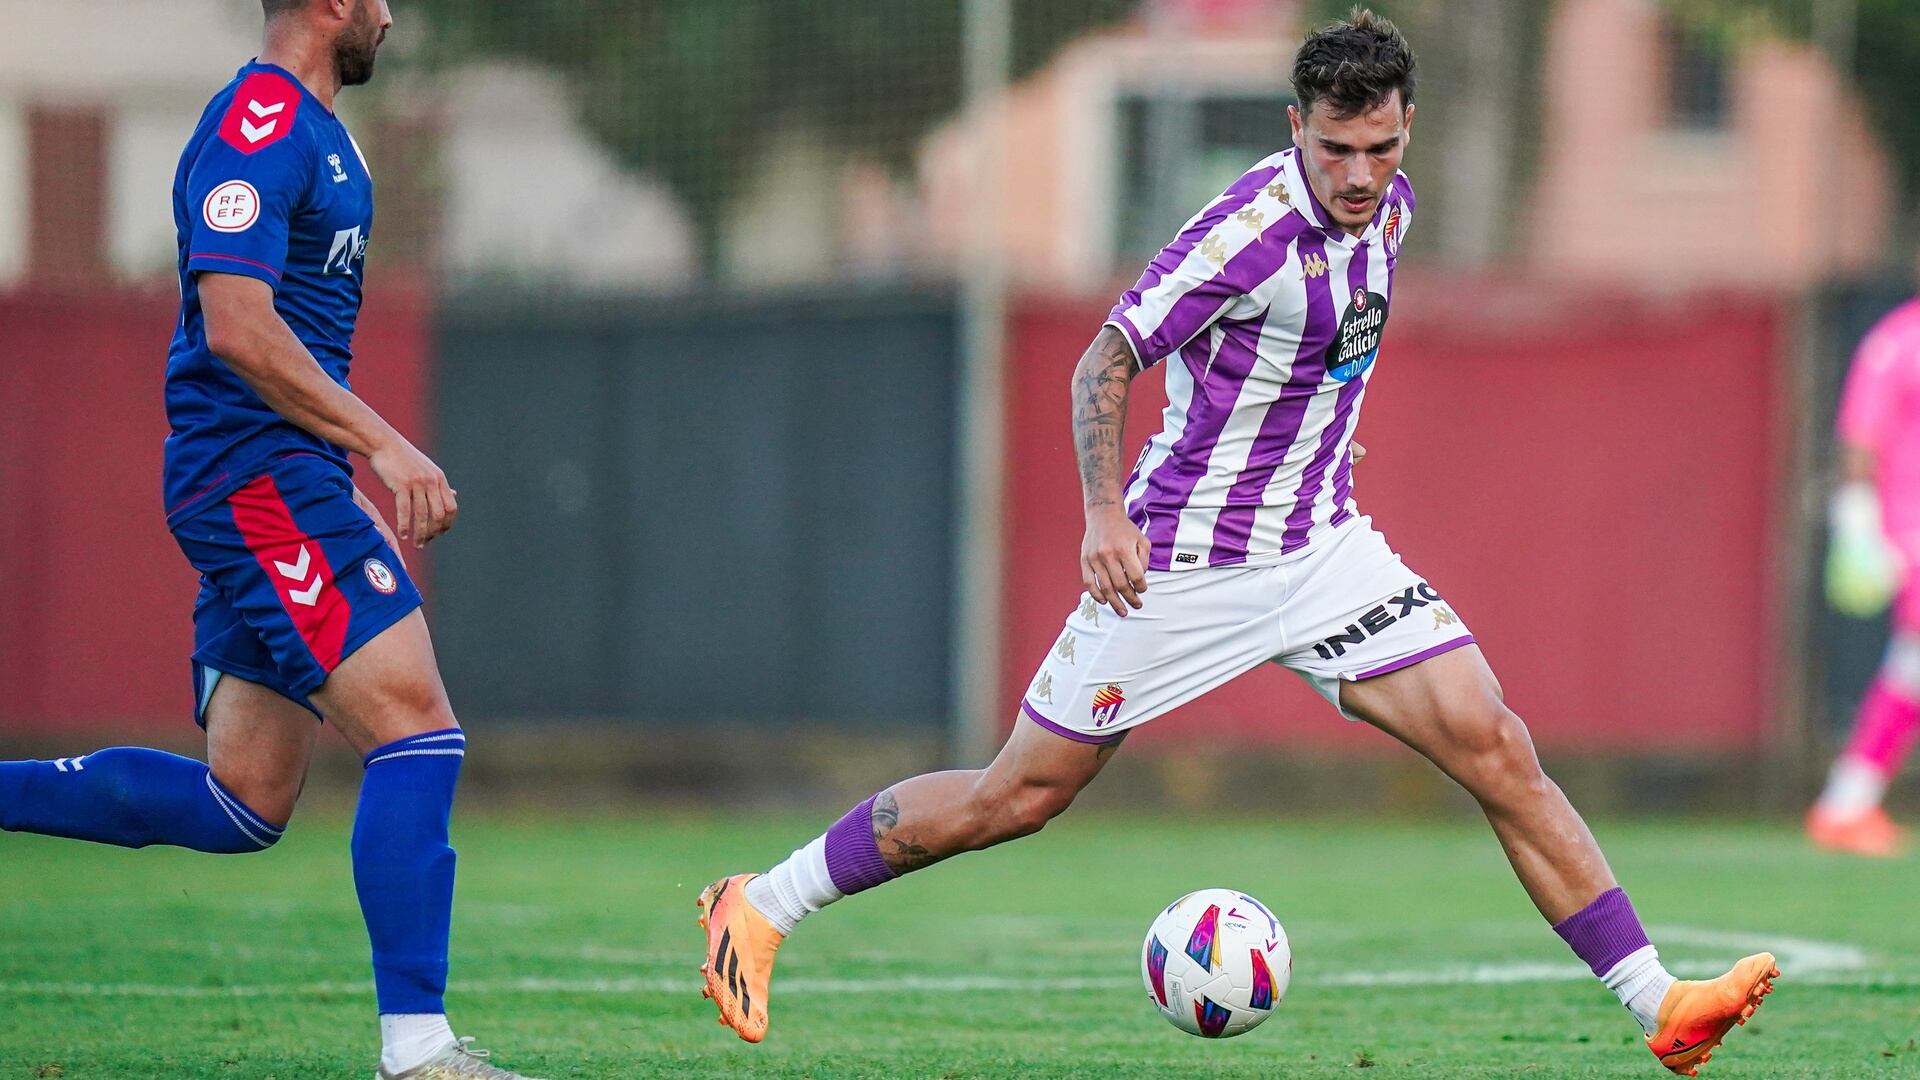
top-left (353, 728), bottom-right (466, 1015)
top-left (0, 748), bottom-right (283, 853)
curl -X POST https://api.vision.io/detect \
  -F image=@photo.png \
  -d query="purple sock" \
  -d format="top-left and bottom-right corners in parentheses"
top-left (1553, 887), bottom-right (1653, 976)
top-left (822, 794), bottom-right (898, 895)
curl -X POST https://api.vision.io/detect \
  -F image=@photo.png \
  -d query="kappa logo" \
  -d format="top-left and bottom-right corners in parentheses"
top-left (1090, 684), bottom-right (1127, 728)
top-left (325, 225), bottom-right (369, 276)
top-left (1055, 632), bottom-right (1077, 664)
top-left (1198, 234), bottom-right (1229, 267)
top-left (1233, 206), bottom-right (1265, 232)
top-left (1078, 595), bottom-right (1101, 626)
top-left (1032, 671), bottom-right (1055, 706)
top-left (1300, 253), bottom-right (1329, 279)
top-left (1312, 582), bottom-right (1447, 660)
top-left (1264, 178), bottom-right (1292, 204)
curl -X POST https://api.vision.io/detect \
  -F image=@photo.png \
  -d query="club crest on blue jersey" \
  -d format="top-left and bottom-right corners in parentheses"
top-left (1329, 287), bottom-right (1388, 383)
top-left (364, 558), bottom-right (398, 595)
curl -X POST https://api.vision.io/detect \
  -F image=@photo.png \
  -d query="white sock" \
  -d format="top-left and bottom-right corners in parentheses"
top-left (1602, 944), bottom-right (1676, 1036)
top-left (1816, 756), bottom-right (1888, 818)
top-left (380, 1013), bottom-right (457, 1075)
top-left (744, 834), bottom-right (843, 936)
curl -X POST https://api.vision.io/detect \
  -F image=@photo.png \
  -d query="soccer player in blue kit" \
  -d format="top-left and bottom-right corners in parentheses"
top-left (0, 3), bottom-right (537, 1077)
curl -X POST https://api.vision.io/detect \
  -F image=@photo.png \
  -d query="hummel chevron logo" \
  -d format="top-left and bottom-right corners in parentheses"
top-left (52, 756), bottom-right (87, 773)
top-left (239, 117), bottom-right (279, 144)
top-left (239, 98), bottom-right (286, 145)
top-left (273, 545), bottom-right (325, 607)
top-left (273, 545), bottom-right (310, 581)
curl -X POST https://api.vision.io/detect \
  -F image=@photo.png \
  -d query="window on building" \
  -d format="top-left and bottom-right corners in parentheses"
top-left (1115, 88), bottom-right (1295, 266)
top-left (1665, 19), bottom-right (1731, 131)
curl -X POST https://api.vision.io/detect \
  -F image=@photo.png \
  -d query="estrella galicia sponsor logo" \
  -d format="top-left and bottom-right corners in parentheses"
top-left (1313, 582), bottom-right (1444, 660)
top-left (1328, 286), bottom-right (1388, 382)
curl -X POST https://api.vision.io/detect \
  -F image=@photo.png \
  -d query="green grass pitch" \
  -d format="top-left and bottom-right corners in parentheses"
top-left (2, 813), bottom-right (1916, 1078)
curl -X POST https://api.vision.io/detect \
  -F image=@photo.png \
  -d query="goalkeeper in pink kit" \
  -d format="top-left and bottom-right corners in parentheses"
top-left (1808, 298), bottom-right (1920, 856)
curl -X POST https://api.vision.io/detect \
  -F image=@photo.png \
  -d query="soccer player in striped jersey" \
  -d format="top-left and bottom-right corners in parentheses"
top-left (701, 10), bottom-right (1777, 1074)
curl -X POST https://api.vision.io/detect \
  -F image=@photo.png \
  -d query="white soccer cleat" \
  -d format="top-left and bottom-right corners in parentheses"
top-left (376, 1037), bottom-right (545, 1080)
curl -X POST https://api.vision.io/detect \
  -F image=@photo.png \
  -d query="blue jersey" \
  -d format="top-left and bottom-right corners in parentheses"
top-left (164, 61), bottom-right (373, 527)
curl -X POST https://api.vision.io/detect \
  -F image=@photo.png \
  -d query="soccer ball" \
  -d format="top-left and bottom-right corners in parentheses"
top-left (1141, 888), bottom-right (1291, 1038)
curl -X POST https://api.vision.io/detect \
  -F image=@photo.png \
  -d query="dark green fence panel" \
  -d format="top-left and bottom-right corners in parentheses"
top-left (430, 292), bottom-right (958, 728)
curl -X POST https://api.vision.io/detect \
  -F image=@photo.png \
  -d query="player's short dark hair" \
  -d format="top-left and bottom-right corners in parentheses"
top-left (1292, 6), bottom-right (1417, 121)
top-left (261, 0), bottom-right (305, 17)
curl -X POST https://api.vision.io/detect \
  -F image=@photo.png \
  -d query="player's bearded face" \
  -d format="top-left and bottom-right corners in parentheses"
top-left (334, 0), bottom-right (390, 87)
top-left (1289, 93), bottom-right (1414, 235)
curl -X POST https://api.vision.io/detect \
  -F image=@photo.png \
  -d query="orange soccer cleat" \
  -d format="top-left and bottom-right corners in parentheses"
top-left (1645, 952), bottom-right (1779, 1076)
top-left (697, 873), bottom-right (785, 1043)
top-left (1806, 805), bottom-right (1909, 858)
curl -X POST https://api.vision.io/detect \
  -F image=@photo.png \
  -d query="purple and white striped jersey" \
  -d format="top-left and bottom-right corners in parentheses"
top-left (1107, 145), bottom-right (1413, 573)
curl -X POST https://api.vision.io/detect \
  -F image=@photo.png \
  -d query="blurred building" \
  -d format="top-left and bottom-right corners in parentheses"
top-left (924, 0), bottom-right (1892, 290)
top-left (0, 0), bottom-right (1895, 294)
top-left (0, 0), bottom-right (695, 289)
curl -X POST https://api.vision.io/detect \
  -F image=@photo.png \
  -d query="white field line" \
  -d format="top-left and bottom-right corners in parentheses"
top-left (0, 926), bottom-right (1898, 999)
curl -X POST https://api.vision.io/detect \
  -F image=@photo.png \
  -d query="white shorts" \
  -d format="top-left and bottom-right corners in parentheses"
top-left (1020, 517), bottom-right (1475, 743)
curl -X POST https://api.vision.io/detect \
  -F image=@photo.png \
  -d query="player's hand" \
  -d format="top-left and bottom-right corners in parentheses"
top-left (1081, 505), bottom-right (1150, 617)
top-left (369, 439), bottom-right (458, 549)
top-left (1827, 482), bottom-right (1902, 617)
top-left (1352, 441), bottom-right (1367, 466)
top-left (351, 485), bottom-right (407, 568)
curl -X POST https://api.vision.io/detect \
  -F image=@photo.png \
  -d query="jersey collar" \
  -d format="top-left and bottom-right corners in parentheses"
top-left (242, 58), bottom-right (337, 117)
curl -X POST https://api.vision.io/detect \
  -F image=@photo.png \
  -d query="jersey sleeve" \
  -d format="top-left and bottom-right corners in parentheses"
top-left (1837, 318), bottom-right (1915, 452)
top-left (1106, 166), bottom-right (1285, 369)
top-left (184, 72), bottom-right (312, 289)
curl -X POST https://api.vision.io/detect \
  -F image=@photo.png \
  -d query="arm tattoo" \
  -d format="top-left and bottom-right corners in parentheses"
top-left (1072, 327), bottom-right (1141, 511)
top-left (870, 789), bottom-right (939, 872)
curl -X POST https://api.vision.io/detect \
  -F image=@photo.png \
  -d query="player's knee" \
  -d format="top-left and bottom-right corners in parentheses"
top-left (1446, 703), bottom-right (1542, 801)
top-left (346, 678), bottom-right (459, 748)
top-left (1882, 631), bottom-right (1920, 700)
top-left (996, 780), bottom-right (1078, 841)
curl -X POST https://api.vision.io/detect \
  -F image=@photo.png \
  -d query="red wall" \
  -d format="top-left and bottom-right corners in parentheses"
top-left (1001, 278), bottom-right (1786, 752)
top-left (0, 276), bottom-right (431, 732)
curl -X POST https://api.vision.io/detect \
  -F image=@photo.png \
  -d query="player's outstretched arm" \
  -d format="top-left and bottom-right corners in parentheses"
top-left (200, 271), bottom-right (457, 547)
top-left (1073, 325), bottom-right (1149, 617)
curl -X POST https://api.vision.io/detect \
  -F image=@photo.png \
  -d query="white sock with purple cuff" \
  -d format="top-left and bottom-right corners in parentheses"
top-left (745, 834), bottom-right (843, 936)
top-left (1602, 944), bottom-right (1676, 1036)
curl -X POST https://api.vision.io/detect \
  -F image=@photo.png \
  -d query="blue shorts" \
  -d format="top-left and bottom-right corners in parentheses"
top-left (171, 453), bottom-right (423, 723)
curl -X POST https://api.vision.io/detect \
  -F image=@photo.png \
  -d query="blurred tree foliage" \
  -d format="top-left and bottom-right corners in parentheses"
top-left (409, 0), bottom-right (1140, 277)
top-left (1671, 0), bottom-right (1920, 228)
